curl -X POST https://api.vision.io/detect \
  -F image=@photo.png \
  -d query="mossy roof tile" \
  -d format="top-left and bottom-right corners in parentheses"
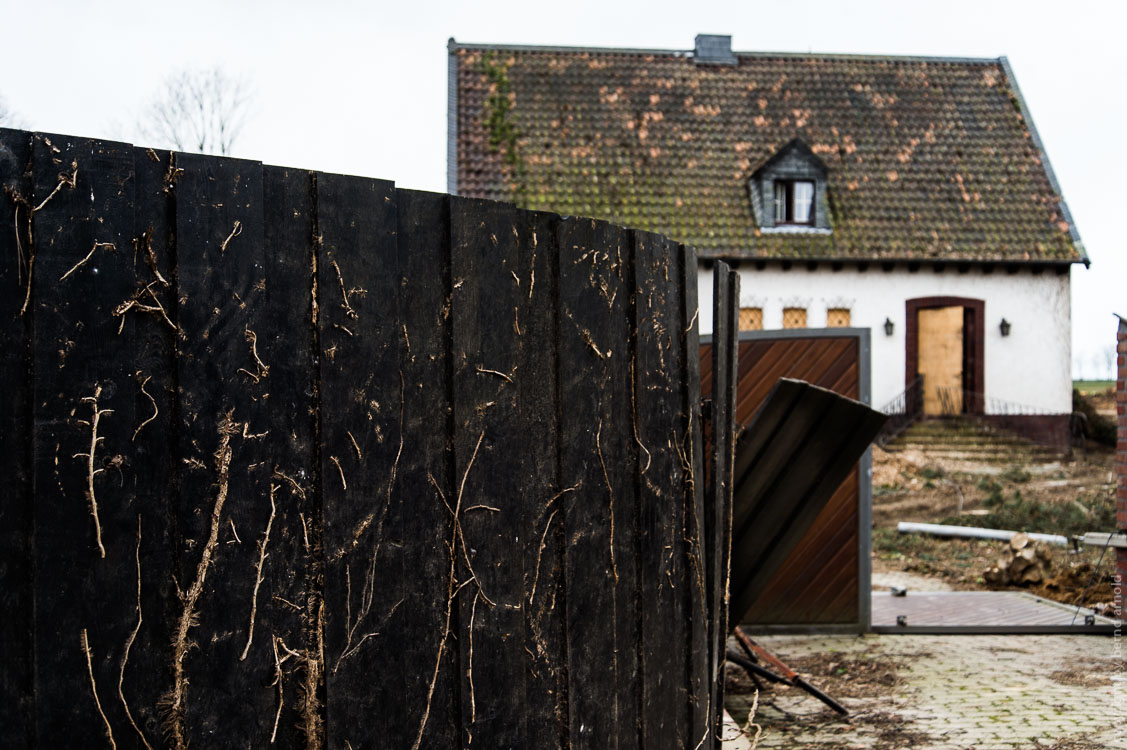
top-left (452, 42), bottom-right (1085, 263)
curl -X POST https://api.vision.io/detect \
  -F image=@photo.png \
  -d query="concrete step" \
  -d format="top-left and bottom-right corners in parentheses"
top-left (883, 418), bottom-right (1063, 464)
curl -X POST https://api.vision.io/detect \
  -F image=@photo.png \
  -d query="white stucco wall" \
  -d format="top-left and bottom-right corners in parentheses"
top-left (697, 264), bottom-right (1072, 413)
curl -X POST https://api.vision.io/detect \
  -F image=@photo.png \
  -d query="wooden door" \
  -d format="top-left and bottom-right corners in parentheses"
top-left (918, 306), bottom-right (963, 414)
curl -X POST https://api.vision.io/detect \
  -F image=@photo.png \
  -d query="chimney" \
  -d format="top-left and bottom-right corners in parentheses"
top-left (694, 34), bottom-right (737, 66)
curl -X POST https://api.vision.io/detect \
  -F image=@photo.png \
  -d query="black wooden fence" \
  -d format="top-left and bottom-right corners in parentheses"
top-left (0, 129), bottom-right (736, 749)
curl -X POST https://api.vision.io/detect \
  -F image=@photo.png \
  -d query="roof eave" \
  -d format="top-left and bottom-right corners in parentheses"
top-left (447, 38), bottom-right (1002, 66)
top-left (448, 37), bottom-right (693, 59)
top-left (998, 56), bottom-right (1090, 267)
top-left (447, 39), bottom-right (459, 195)
top-left (695, 251), bottom-right (1084, 268)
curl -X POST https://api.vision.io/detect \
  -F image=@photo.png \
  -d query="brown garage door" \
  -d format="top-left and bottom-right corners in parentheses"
top-left (702, 329), bottom-right (871, 631)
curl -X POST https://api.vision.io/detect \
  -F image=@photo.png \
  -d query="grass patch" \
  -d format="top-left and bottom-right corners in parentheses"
top-left (1072, 379), bottom-right (1113, 394)
top-left (920, 465), bottom-right (943, 480)
top-left (977, 476), bottom-right (1002, 494)
top-left (999, 464), bottom-right (1032, 484)
top-left (940, 490), bottom-right (1116, 538)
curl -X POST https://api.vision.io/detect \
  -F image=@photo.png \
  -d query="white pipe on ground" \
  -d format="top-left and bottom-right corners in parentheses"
top-left (896, 522), bottom-right (1069, 547)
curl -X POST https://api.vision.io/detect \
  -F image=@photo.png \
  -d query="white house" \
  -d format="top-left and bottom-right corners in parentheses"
top-left (449, 35), bottom-right (1087, 447)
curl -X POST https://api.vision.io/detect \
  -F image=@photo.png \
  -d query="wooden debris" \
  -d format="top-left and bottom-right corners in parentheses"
top-left (984, 532), bottom-right (1054, 585)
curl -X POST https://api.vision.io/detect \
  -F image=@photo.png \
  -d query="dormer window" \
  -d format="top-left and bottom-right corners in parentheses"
top-left (774, 180), bottom-right (815, 225)
top-left (749, 138), bottom-right (831, 234)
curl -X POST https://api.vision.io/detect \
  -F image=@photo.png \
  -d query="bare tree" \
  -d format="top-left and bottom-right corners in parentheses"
top-left (1102, 344), bottom-right (1116, 380)
top-left (139, 67), bottom-right (253, 156)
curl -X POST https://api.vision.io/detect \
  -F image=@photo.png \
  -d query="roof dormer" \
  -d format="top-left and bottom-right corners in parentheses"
top-left (749, 138), bottom-right (832, 234)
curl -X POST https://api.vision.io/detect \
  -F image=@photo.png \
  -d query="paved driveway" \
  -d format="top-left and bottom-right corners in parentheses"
top-left (723, 633), bottom-right (1126, 749)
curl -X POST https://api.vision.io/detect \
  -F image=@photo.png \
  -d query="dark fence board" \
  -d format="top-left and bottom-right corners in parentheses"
top-left (449, 196), bottom-right (563, 748)
top-left (516, 208), bottom-right (568, 745)
top-left (315, 172), bottom-right (405, 749)
top-left (0, 127), bottom-right (34, 745)
top-left (633, 231), bottom-right (689, 748)
top-left (707, 263), bottom-right (739, 736)
top-left (558, 217), bottom-right (641, 748)
top-left (125, 144), bottom-right (181, 748)
top-left (679, 244), bottom-right (711, 747)
top-left (0, 129), bottom-right (725, 750)
top-left (172, 152), bottom-right (277, 747)
top-left (256, 165), bottom-right (319, 747)
top-left (394, 189), bottom-right (461, 749)
top-left (30, 133), bottom-right (141, 747)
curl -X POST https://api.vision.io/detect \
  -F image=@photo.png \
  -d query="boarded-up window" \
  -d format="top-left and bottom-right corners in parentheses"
top-left (782, 307), bottom-right (807, 329)
top-left (739, 307), bottom-right (763, 330)
top-left (826, 308), bottom-right (851, 327)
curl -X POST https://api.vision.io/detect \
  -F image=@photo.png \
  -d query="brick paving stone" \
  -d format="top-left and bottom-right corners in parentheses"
top-left (723, 633), bottom-right (1126, 749)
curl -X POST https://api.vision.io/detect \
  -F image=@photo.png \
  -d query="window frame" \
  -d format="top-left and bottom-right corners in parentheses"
top-left (773, 179), bottom-right (817, 226)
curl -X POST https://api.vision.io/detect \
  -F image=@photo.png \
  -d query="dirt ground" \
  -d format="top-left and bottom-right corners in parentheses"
top-left (722, 633), bottom-right (1127, 749)
top-left (870, 439), bottom-right (1120, 614)
top-left (1080, 386), bottom-right (1116, 419)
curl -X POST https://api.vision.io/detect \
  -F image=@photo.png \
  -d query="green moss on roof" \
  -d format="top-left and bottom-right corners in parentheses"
top-left (453, 45), bottom-right (1084, 264)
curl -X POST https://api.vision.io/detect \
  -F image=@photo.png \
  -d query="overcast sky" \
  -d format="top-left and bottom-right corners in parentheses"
top-left (2, 0), bottom-right (1122, 378)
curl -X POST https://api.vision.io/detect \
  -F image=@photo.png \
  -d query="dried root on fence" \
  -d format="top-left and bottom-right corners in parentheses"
top-left (74, 386), bottom-right (113, 558)
top-left (240, 483), bottom-right (278, 661)
top-left (411, 431), bottom-right (489, 749)
top-left (132, 372), bottom-right (159, 441)
top-left (119, 516), bottom-right (155, 750)
top-left (59, 241), bottom-right (116, 281)
top-left (112, 282), bottom-right (178, 335)
top-left (134, 227), bottom-right (169, 287)
top-left (6, 156), bottom-right (80, 315)
top-left (331, 259), bottom-right (366, 320)
top-left (162, 411), bottom-right (238, 750)
top-left (219, 220), bottom-right (243, 253)
top-left (238, 327), bottom-right (270, 383)
top-left (82, 628), bottom-right (117, 750)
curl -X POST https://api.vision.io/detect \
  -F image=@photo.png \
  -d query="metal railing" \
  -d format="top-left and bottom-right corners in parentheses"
top-left (875, 375), bottom-right (923, 447)
top-left (876, 380), bottom-right (1059, 448)
top-left (934, 386), bottom-right (1056, 417)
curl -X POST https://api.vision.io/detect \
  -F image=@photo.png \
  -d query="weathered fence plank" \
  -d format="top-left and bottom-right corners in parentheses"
top-left (0, 130), bottom-right (728, 750)
top-left (708, 262), bottom-right (740, 736)
top-left (394, 189), bottom-right (461, 749)
top-left (0, 127), bottom-right (34, 745)
top-left (31, 133), bottom-right (141, 747)
top-left (172, 152), bottom-right (277, 747)
top-left (256, 165), bottom-right (320, 747)
top-left (557, 217), bottom-right (641, 748)
top-left (679, 244), bottom-right (711, 746)
top-left (516, 208), bottom-right (569, 745)
top-left (634, 231), bottom-right (690, 748)
top-left (449, 196), bottom-right (564, 747)
top-left (316, 172), bottom-right (404, 749)
top-left (125, 144), bottom-right (182, 748)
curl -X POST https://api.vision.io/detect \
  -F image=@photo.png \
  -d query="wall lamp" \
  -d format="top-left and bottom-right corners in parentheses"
top-left (884, 317), bottom-right (895, 336)
top-left (999, 318), bottom-right (1011, 337)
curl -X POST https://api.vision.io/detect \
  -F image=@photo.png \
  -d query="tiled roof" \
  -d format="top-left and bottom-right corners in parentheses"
top-left (451, 41), bottom-right (1086, 264)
